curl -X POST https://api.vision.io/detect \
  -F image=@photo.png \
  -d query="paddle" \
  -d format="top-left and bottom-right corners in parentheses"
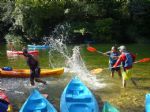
top-left (87, 46), bottom-right (105, 55)
top-left (91, 58), bottom-right (150, 74)
top-left (133, 58), bottom-right (150, 63)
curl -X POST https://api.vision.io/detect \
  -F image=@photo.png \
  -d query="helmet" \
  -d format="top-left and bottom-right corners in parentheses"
top-left (118, 45), bottom-right (126, 51)
top-left (111, 46), bottom-right (117, 50)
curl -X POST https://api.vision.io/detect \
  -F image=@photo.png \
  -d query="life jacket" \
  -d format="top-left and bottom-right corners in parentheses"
top-left (109, 52), bottom-right (120, 65)
top-left (122, 52), bottom-right (133, 68)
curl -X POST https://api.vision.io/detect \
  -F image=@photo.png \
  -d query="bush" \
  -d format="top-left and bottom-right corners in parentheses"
top-left (94, 18), bottom-right (114, 42)
top-left (4, 34), bottom-right (24, 45)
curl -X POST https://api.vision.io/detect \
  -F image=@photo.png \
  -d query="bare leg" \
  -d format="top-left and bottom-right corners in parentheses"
top-left (35, 78), bottom-right (47, 85)
top-left (122, 77), bottom-right (126, 88)
top-left (30, 77), bottom-right (35, 86)
top-left (117, 70), bottom-right (122, 79)
top-left (111, 71), bottom-right (114, 78)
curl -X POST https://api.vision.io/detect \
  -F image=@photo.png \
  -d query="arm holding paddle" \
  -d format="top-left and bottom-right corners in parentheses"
top-left (90, 46), bottom-right (121, 78)
top-left (87, 46), bottom-right (120, 58)
top-left (113, 46), bottom-right (138, 88)
top-left (91, 58), bottom-right (150, 74)
top-left (87, 46), bottom-right (109, 56)
top-left (113, 52), bottom-right (136, 69)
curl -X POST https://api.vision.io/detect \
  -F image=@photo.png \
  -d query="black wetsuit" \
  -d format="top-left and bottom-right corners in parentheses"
top-left (26, 54), bottom-right (40, 79)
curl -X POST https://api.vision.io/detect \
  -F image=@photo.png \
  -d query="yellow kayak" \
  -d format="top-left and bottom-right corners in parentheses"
top-left (0, 68), bottom-right (64, 78)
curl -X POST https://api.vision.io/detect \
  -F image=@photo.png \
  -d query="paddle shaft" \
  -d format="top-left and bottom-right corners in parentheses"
top-left (87, 46), bottom-right (108, 56)
top-left (103, 60), bottom-right (144, 70)
top-left (96, 50), bottom-right (104, 54)
top-left (96, 50), bottom-right (110, 57)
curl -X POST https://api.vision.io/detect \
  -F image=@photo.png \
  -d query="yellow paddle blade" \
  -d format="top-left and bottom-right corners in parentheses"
top-left (91, 68), bottom-right (103, 74)
top-left (7, 105), bottom-right (13, 112)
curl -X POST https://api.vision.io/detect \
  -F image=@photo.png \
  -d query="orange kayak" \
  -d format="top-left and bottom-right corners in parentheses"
top-left (0, 90), bottom-right (13, 112)
top-left (0, 68), bottom-right (64, 78)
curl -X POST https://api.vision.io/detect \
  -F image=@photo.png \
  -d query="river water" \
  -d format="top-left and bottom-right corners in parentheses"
top-left (0, 24), bottom-right (150, 112)
top-left (0, 43), bottom-right (150, 112)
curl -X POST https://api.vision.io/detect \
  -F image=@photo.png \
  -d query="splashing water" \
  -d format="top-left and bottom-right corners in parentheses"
top-left (44, 23), bottom-right (71, 68)
top-left (44, 23), bottom-right (106, 89)
top-left (66, 46), bottom-right (106, 89)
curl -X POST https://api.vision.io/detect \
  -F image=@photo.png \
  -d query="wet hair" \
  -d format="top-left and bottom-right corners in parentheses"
top-left (22, 48), bottom-right (28, 56)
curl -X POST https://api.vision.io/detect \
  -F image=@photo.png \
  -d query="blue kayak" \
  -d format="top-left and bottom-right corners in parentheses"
top-left (28, 45), bottom-right (49, 49)
top-left (19, 89), bottom-right (57, 112)
top-left (145, 93), bottom-right (150, 112)
top-left (102, 101), bottom-right (119, 112)
top-left (60, 77), bottom-right (100, 112)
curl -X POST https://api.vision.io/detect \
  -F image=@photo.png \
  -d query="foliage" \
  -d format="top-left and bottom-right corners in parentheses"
top-left (0, 0), bottom-right (15, 43)
top-left (12, 0), bottom-right (65, 40)
top-left (4, 33), bottom-right (24, 45)
top-left (129, 0), bottom-right (150, 39)
top-left (0, 0), bottom-right (150, 43)
top-left (94, 18), bottom-right (113, 42)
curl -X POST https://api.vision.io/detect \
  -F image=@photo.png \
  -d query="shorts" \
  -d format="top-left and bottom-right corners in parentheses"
top-left (122, 69), bottom-right (132, 80)
top-left (109, 64), bottom-right (120, 72)
top-left (30, 67), bottom-right (40, 79)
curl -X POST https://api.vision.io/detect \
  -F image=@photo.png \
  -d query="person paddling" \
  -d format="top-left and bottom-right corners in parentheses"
top-left (22, 48), bottom-right (46, 86)
top-left (113, 45), bottom-right (137, 88)
top-left (103, 46), bottom-right (122, 78)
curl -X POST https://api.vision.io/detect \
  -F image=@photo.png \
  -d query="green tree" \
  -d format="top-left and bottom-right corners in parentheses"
top-left (12, 0), bottom-right (65, 42)
top-left (0, 0), bottom-right (15, 42)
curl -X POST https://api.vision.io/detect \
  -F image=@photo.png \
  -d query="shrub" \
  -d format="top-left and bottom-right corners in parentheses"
top-left (4, 34), bottom-right (24, 45)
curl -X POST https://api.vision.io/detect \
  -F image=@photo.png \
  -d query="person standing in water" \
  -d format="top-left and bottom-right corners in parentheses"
top-left (104, 46), bottom-right (122, 78)
top-left (113, 45), bottom-right (137, 88)
top-left (22, 48), bottom-right (46, 86)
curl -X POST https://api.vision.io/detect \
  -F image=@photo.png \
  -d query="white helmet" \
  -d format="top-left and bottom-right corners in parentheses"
top-left (111, 46), bottom-right (117, 50)
top-left (118, 45), bottom-right (126, 51)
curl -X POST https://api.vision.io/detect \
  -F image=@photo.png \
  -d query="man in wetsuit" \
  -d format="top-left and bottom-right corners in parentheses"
top-left (22, 48), bottom-right (46, 86)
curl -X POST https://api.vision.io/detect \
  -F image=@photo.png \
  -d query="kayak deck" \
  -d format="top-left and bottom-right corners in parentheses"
top-left (60, 77), bottom-right (100, 112)
top-left (19, 89), bottom-right (57, 112)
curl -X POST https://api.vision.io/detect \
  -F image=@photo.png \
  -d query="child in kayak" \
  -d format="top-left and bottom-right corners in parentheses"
top-left (22, 48), bottom-right (46, 86)
top-left (113, 45), bottom-right (137, 88)
top-left (104, 46), bottom-right (122, 78)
